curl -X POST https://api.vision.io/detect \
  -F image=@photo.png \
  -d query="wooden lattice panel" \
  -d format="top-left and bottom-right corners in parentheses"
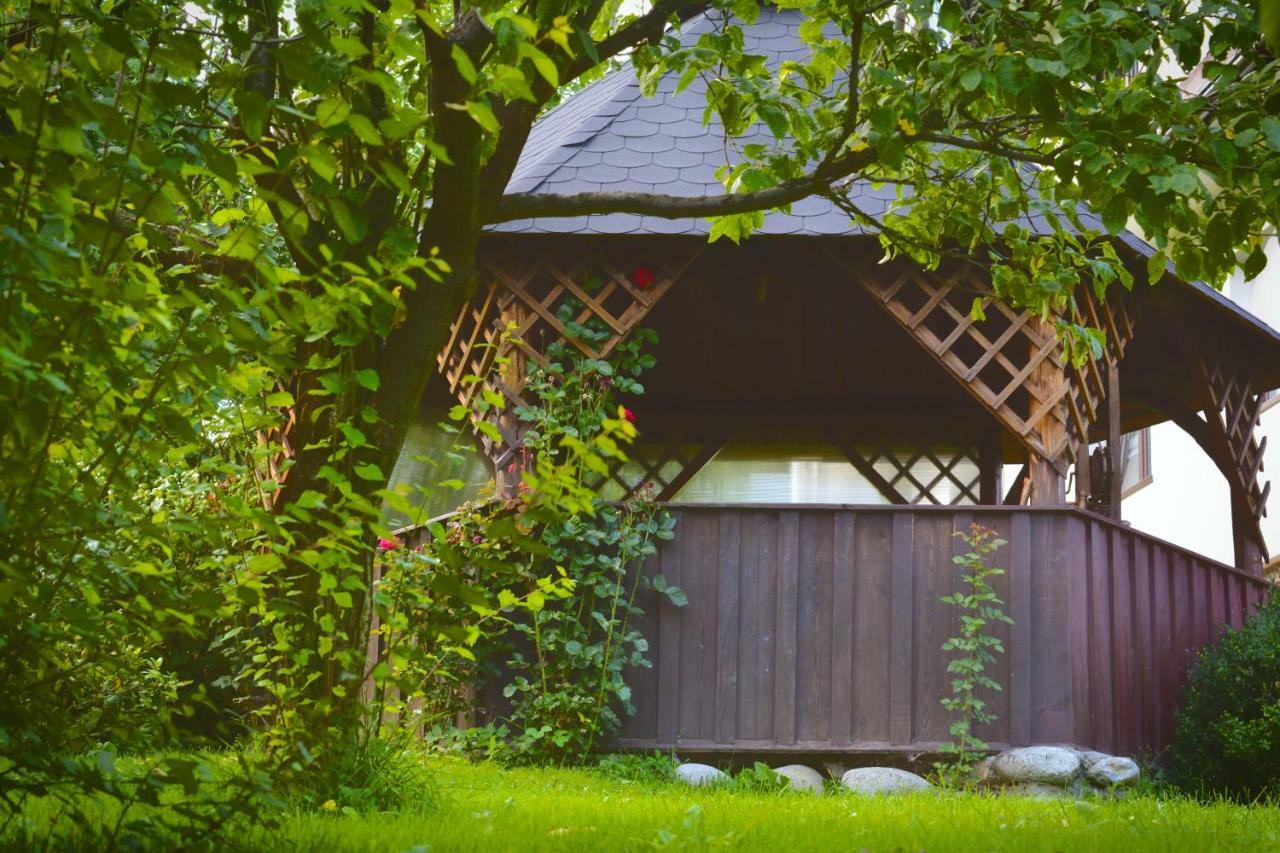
top-left (1061, 282), bottom-right (1141, 459)
top-left (1196, 336), bottom-right (1269, 523)
top-left (836, 443), bottom-right (982, 505)
top-left (437, 242), bottom-right (702, 469)
top-left (824, 246), bottom-right (1139, 474)
top-left (595, 436), bottom-right (730, 502)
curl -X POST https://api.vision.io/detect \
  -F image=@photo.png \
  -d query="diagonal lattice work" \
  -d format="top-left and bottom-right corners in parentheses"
top-left (834, 443), bottom-right (982, 505)
top-left (594, 435), bottom-right (732, 502)
top-left (823, 246), bottom-right (1140, 475)
top-left (436, 242), bottom-right (702, 469)
top-left (1195, 334), bottom-right (1270, 525)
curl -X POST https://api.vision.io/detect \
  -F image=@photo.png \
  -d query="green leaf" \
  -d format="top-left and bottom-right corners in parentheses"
top-left (960, 68), bottom-right (983, 92)
top-left (1244, 245), bottom-right (1268, 281)
top-left (346, 113), bottom-right (383, 146)
top-left (247, 553), bottom-right (284, 573)
top-left (1261, 117), bottom-right (1280, 152)
top-left (464, 100), bottom-right (500, 134)
top-left (451, 45), bottom-right (478, 84)
top-left (1265, 0), bottom-right (1280, 51)
top-left (1027, 57), bottom-right (1069, 78)
top-left (233, 89), bottom-right (269, 141)
top-left (354, 369), bottom-right (379, 391)
top-left (354, 463), bottom-right (385, 481)
top-left (315, 98), bottom-right (350, 129)
top-left (328, 198), bottom-right (367, 242)
top-left (517, 43), bottom-right (559, 87)
top-left (296, 490), bottom-right (326, 510)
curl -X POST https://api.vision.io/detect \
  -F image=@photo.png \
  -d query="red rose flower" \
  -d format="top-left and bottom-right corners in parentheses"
top-left (623, 407), bottom-right (636, 423)
top-left (377, 537), bottom-right (401, 552)
top-left (633, 267), bottom-right (655, 289)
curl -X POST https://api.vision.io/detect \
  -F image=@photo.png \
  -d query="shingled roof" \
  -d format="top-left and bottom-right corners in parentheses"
top-left (493, 7), bottom-right (884, 235)
top-left (492, 7), bottom-right (1134, 241)
top-left (490, 6), bottom-right (1280, 345)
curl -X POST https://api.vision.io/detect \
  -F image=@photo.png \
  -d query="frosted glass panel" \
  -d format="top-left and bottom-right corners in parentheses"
top-left (674, 442), bottom-right (890, 505)
top-left (674, 439), bottom-right (982, 505)
top-left (387, 411), bottom-right (491, 526)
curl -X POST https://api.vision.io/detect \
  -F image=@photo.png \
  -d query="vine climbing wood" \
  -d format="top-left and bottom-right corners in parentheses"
top-left (435, 239), bottom-right (702, 470)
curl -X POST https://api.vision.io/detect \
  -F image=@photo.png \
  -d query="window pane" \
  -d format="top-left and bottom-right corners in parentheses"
top-left (1119, 429), bottom-right (1150, 494)
top-left (387, 411), bottom-right (491, 526)
top-left (675, 441), bottom-right (891, 504)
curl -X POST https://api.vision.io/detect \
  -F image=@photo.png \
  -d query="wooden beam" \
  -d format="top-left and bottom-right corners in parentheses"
top-left (836, 444), bottom-right (910, 505)
top-left (655, 434), bottom-right (732, 501)
top-left (1026, 317), bottom-right (1066, 505)
top-left (1074, 442), bottom-right (1091, 509)
top-left (1107, 364), bottom-right (1123, 520)
top-left (979, 431), bottom-right (1003, 505)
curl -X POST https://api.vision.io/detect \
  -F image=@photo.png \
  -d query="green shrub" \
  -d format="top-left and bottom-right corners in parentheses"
top-left (594, 751), bottom-right (680, 784)
top-left (1168, 594), bottom-right (1280, 801)
top-left (292, 732), bottom-right (437, 815)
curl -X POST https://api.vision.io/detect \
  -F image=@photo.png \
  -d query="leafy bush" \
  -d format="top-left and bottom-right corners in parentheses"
top-left (295, 732), bottom-right (437, 815)
top-left (594, 751), bottom-right (681, 784)
top-left (1168, 594), bottom-right (1280, 801)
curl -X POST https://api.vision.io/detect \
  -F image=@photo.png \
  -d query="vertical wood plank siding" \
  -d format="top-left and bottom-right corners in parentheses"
top-left (615, 505), bottom-right (1272, 755)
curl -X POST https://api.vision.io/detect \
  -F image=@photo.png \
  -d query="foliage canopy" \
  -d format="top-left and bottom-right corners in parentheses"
top-left (2, 0), bottom-right (1279, 839)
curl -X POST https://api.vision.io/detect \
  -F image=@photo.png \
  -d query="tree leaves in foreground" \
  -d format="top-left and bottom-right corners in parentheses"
top-left (1, 0), bottom-right (1279, 840)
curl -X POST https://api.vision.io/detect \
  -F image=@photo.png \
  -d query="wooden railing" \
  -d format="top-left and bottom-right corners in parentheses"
top-left (613, 504), bottom-right (1272, 757)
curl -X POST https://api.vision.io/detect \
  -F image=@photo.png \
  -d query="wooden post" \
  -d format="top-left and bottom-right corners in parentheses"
top-left (1235, 517), bottom-right (1266, 575)
top-left (1074, 442), bottom-right (1091, 509)
top-left (1026, 319), bottom-right (1066, 505)
top-left (1107, 364), bottom-right (1123, 520)
top-left (979, 431), bottom-right (1003, 505)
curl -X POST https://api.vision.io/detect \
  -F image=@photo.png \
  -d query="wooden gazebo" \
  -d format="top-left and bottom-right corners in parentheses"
top-left (429, 8), bottom-right (1278, 759)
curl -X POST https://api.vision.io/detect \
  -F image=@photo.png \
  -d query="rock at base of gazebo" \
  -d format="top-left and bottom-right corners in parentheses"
top-left (672, 745), bottom-right (1141, 798)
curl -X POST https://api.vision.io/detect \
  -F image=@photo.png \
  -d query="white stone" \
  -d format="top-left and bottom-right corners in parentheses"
top-left (1074, 749), bottom-right (1111, 771)
top-left (991, 746), bottom-right (1081, 786)
top-left (1086, 756), bottom-right (1140, 788)
top-left (674, 763), bottom-right (728, 787)
top-left (772, 764), bottom-right (825, 795)
top-left (840, 767), bottom-right (932, 795)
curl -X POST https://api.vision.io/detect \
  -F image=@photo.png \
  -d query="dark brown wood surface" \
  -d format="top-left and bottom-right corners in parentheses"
top-left (614, 504), bottom-right (1272, 756)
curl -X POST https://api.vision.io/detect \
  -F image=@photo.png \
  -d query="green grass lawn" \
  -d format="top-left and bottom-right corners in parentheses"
top-left (270, 759), bottom-right (1280, 852)
top-left (13, 755), bottom-right (1280, 851)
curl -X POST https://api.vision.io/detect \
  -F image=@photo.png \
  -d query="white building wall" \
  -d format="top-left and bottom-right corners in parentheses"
top-left (1121, 240), bottom-right (1280, 565)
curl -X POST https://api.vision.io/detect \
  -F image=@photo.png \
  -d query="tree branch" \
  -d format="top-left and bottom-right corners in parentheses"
top-left (561, 0), bottom-right (697, 84)
top-left (914, 132), bottom-right (1055, 165)
top-left (490, 146), bottom-right (880, 222)
top-left (240, 0), bottom-right (329, 273)
top-left (821, 5), bottom-right (863, 169)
